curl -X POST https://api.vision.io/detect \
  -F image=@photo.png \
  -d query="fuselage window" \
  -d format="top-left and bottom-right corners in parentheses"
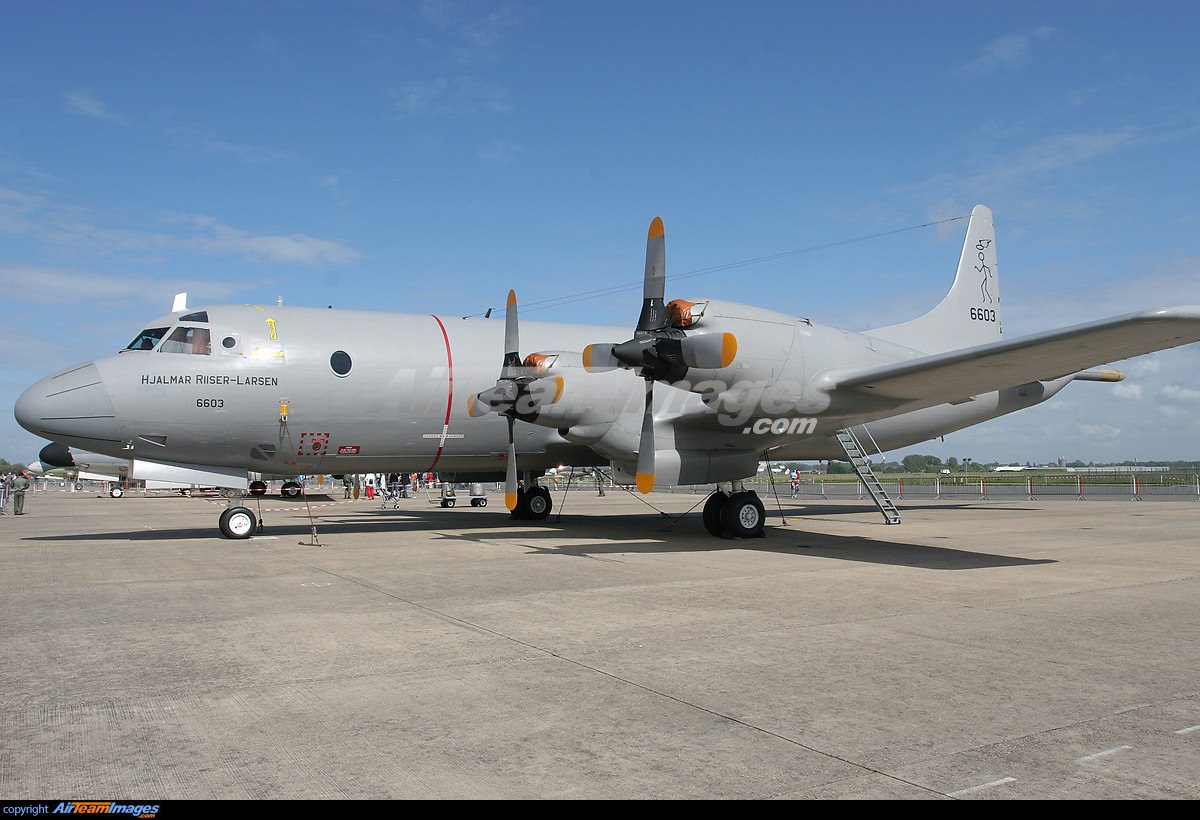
top-left (330, 350), bottom-right (352, 376)
top-left (159, 326), bottom-right (212, 355)
top-left (125, 327), bottom-right (170, 351)
top-left (179, 311), bottom-right (209, 323)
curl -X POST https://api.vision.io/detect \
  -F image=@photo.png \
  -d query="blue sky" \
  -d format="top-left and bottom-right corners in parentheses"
top-left (3, 1), bottom-right (1199, 465)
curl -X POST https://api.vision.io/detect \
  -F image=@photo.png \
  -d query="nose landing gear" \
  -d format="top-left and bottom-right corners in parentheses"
top-left (218, 506), bottom-right (257, 539)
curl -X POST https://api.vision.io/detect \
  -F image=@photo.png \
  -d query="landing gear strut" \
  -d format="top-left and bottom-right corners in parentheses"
top-left (703, 484), bottom-right (765, 538)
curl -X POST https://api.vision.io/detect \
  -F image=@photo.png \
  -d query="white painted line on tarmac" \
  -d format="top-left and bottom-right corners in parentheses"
top-left (1075, 745), bottom-right (1132, 763)
top-left (947, 777), bottom-right (1016, 797)
top-left (1173, 725), bottom-right (1200, 734)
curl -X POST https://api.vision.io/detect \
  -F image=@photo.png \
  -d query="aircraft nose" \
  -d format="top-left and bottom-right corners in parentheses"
top-left (14, 363), bottom-right (123, 449)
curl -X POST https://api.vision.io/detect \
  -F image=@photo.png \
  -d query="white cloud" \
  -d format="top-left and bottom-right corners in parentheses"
top-left (0, 188), bottom-right (362, 268)
top-left (392, 77), bottom-right (510, 118)
top-left (955, 28), bottom-right (1056, 77)
top-left (198, 139), bottom-right (298, 165)
top-left (1160, 385), bottom-right (1200, 402)
top-left (62, 89), bottom-right (129, 124)
top-left (479, 141), bottom-right (522, 163)
top-left (0, 263), bottom-right (253, 307)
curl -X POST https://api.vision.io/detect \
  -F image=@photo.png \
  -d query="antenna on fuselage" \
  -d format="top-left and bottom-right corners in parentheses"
top-left (172, 293), bottom-right (187, 312)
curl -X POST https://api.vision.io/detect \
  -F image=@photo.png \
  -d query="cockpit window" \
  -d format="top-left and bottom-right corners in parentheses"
top-left (158, 326), bottom-right (212, 355)
top-left (179, 311), bottom-right (209, 323)
top-left (125, 327), bottom-right (170, 351)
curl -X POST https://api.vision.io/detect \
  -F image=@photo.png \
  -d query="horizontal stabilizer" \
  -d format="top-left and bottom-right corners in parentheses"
top-left (833, 306), bottom-right (1200, 407)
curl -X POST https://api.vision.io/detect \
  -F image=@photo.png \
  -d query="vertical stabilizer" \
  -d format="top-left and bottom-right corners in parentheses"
top-left (867, 205), bottom-right (1001, 354)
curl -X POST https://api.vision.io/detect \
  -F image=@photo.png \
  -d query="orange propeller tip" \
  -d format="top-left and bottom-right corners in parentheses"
top-left (636, 473), bottom-right (654, 494)
top-left (507, 290), bottom-right (517, 307)
top-left (505, 493), bottom-right (518, 511)
top-left (648, 217), bottom-right (664, 239)
top-left (721, 332), bottom-right (737, 368)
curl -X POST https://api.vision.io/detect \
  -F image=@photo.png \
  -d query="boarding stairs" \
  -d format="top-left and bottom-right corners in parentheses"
top-left (836, 428), bottom-right (901, 525)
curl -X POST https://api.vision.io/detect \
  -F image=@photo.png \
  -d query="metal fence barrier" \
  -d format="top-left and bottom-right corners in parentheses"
top-left (770, 473), bottom-right (1200, 502)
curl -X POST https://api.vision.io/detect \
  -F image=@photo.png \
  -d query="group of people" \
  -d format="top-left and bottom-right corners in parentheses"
top-left (2, 470), bottom-right (32, 515)
top-left (340, 473), bottom-right (440, 500)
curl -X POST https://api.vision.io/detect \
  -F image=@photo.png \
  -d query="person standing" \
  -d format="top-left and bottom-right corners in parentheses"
top-left (12, 470), bottom-right (31, 515)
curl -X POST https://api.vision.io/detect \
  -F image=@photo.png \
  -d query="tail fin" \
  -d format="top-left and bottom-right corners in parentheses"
top-left (867, 205), bottom-right (1001, 354)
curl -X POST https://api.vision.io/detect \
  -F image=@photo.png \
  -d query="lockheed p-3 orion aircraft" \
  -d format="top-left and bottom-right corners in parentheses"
top-left (15, 206), bottom-right (1200, 538)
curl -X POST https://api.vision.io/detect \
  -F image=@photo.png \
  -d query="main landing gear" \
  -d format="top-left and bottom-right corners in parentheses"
top-left (702, 484), bottom-right (766, 539)
top-left (509, 482), bottom-right (552, 521)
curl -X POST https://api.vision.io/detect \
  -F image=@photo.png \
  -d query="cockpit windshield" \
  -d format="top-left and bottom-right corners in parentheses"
top-left (124, 327), bottom-right (170, 351)
top-left (159, 326), bottom-right (212, 355)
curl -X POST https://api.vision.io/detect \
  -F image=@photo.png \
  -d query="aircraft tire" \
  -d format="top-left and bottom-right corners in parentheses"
top-left (219, 507), bottom-right (256, 539)
top-left (109, 486), bottom-right (123, 498)
top-left (249, 481), bottom-right (267, 497)
top-left (720, 491), bottom-right (765, 538)
top-left (702, 490), bottom-right (729, 537)
top-left (280, 482), bottom-right (302, 499)
top-left (524, 486), bottom-right (552, 520)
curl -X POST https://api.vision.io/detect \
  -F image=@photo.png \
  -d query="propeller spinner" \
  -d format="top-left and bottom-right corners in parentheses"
top-left (583, 218), bottom-right (737, 493)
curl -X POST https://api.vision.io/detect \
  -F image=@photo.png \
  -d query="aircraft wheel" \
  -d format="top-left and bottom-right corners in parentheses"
top-left (219, 507), bottom-right (256, 539)
top-left (720, 491), bottom-right (765, 538)
top-left (702, 490), bottom-right (729, 537)
top-left (249, 481), bottom-right (267, 497)
top-left (523, 486), bottom-right (552, 521)
top-left (281, 482), bottom-right (302, 499)
top-left (109, 485), bottom-right (124, 498)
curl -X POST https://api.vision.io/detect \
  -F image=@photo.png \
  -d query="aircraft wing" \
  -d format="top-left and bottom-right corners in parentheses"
top-left (840, 306), bottom-right (1200, 405)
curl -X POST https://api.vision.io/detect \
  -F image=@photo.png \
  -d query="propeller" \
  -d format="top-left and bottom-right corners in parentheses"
top-left (470, 289), bottom-right (564, 510)
top-left (583, 218), bottom-right (737, 494)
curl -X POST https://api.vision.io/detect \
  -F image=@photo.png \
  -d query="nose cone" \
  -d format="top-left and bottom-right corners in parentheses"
top-left (15, 363), bottom-right (123, 451)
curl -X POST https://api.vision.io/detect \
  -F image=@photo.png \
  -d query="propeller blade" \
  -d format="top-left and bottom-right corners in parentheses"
top-left (505, 415), bottom-right (519, 510)
top-left (467, 394), bottom-right (493, 418)
top-left (679, 332), bottom-right (738, 369)
top-left (501, 289), bottom-right (522, 379)
top-left (635, 217), bottom-right (668, 333)
top-left (523, 376), bottom-right (565, 410)
top-left (635, 378), bottom-right (655, 494)
top-left (583, 343), bottom-right (619, 373)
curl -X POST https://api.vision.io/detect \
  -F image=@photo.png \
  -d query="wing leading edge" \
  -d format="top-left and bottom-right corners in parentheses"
top-left (836, 305), bottom-right (1200, 407)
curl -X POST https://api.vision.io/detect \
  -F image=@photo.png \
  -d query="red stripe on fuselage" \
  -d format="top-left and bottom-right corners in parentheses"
top-left (429, 315), bottom-right (453, 471)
